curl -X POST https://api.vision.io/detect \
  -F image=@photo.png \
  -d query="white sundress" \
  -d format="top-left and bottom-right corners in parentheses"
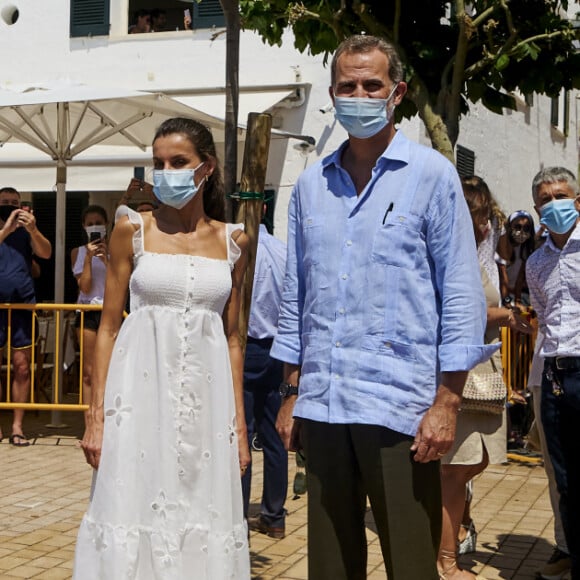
top-left (73, 206), bottom-right (250, 580)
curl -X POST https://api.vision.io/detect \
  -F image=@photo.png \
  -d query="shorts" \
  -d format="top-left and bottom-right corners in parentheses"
top-left (0, 307), bottom-right (38, 350)
top-left (75, 310), bottom-right (102, 332)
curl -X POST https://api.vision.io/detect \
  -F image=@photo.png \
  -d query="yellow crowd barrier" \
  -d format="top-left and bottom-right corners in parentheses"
top-left (0, 303), bottom-right (103, 411)
top-left (500, 325), bottom-right (537, 402)
top-left (1, 303), bottom-right (536, 413)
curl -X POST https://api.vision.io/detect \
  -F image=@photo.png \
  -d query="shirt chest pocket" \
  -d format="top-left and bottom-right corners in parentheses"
top-left (302, 219), bottom-right (323, 265)
top-left (371, 214), bottom-right (424, 269)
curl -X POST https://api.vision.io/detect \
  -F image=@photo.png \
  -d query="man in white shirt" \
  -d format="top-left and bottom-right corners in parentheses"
top-left (526, 167), bottom-right (580, 580)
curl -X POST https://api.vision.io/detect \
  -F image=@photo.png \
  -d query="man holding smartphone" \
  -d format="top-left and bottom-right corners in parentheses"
top-left (0, 187), bottom-right (52, 446)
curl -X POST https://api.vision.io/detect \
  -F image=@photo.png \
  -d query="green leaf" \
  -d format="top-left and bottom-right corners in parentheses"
top-left (495, 54), bottom-right (510, 71)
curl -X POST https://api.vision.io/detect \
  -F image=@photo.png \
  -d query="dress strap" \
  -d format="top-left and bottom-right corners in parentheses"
top-left (225, 223), bottom-right (245, 267)
top-left (114, 205), bottom-right (145, 257)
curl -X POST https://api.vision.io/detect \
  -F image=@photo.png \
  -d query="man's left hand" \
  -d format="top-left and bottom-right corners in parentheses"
top-left (16, 208), bottom-right (38, 233)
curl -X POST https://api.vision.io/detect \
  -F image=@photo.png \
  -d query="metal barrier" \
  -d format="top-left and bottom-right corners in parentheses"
top-left (0, 303), bottom-right (103, 411)
top-left (1, 302), bottom-right (536, 413)
top-left (500, 325), bottom-right (537, 401)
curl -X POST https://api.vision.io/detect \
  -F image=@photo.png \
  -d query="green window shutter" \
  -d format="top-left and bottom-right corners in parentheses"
top-left (192, 0), bottom-right (225, 29)
top-left (456, 145), bottom-right (475, 177)
top-left (70, 0), bottom-right (110, 38)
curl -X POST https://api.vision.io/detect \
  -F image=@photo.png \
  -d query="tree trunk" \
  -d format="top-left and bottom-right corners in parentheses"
top-left (220, 0), bottom-right (240, 221)
top-left (406, 77), bottom-right (455, 163)
top-left (235, 114), bottom-right (273, 352)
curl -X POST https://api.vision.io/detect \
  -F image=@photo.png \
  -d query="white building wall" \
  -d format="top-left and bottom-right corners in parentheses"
top-left (0, 0), bottom-right (577, 239)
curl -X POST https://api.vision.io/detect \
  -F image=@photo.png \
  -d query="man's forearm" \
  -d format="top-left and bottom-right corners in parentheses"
top-left (29, 228), bottom-right (52, 259)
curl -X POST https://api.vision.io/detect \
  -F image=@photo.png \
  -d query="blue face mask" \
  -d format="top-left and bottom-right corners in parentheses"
top-left (333, 84), bottom-right (398, 139)
top-left (540, 198), bottom-right (579, 235)
top-left (153, 163), bottom-right (205, 210)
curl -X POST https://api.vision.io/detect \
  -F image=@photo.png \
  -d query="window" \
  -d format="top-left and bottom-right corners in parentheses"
top-left (456, 145), bottom-right (475, 177)
top-left (550, 91), bottom-right (570, 135)
top-left (70, 0), bottom-right (225, 37)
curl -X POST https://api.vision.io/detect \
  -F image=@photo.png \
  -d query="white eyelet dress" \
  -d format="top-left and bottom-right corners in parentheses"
top-left (73, 206), bottom-right (250, 580)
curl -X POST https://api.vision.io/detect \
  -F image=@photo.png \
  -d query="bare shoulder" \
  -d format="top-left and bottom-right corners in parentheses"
top-left (109, 215), bottom-right (137, 257)
top-left (232, 228), bottom-right (249, 252)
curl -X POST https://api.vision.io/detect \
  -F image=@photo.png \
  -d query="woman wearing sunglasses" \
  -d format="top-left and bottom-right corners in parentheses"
top-left (496, 210), bottom-right (536, 307)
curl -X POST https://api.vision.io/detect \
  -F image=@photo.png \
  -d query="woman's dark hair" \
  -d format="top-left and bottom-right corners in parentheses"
top-left (153, 118), bottom-right (225, 221)
top-left (505, 210), bottom-right (536, 260)
top-left (81, 204), bottom-right (108, 225)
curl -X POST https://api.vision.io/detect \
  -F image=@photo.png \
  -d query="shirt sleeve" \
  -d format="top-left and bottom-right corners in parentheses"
top-left (426, 165), bottom-right (497, 371)
top-left (270, 185), bottom-right (304, 364)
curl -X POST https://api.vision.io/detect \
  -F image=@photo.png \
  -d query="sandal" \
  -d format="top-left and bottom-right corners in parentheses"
top-left (458, 519), bottom-right (477, 554)
top-left (9, 433), bottom-right (30, 447)
top-left (439, 549), bottom-right (486, 579)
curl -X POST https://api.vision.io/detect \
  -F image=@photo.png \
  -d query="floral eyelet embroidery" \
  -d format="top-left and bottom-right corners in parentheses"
top-left (105, 395), bottom-right (133, 426)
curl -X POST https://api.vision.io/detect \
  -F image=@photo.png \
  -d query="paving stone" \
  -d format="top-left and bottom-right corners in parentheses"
top-left (0, 412), bottom-right (561, 579)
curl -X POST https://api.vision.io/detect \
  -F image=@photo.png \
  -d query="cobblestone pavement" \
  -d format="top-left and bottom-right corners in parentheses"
top-left (0, 411), bottom-right (563, 579)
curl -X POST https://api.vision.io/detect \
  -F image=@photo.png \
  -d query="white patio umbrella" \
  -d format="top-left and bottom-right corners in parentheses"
top-left (0, 83), bottom-right (240, 424)
top-left (0, 83), bottom-right (234, 305)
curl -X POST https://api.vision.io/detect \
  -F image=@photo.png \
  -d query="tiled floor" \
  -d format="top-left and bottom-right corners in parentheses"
top-left (0, 411), bottom-right (562, 579)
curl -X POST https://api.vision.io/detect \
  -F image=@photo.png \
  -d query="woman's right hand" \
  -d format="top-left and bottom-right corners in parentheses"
top-left (507, 307), bottom-right (534, 335)
top-left (86, 239), bottom-right (107, 261)
top-left (80, 416), bottom-right (104, 469)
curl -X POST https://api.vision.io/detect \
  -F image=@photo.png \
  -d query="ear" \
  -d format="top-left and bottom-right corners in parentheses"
top-left (328, 86), bottom-right (335, 104)
top-left (393, 82), bottom-right (407, 106)
top-left (204, 157), bottom-right (217, 178)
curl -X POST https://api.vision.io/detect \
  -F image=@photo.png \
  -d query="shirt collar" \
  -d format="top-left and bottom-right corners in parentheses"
top-left (545, 220), bottom-right (580, 252)
top-left (322, 129), bottom-right (410, 170)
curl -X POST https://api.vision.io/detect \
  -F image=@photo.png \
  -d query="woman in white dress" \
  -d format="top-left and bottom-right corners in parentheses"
top-left (74, 117), bottom-right (251, 579)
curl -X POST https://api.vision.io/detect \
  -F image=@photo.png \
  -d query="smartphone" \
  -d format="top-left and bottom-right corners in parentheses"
top-left (90, 231), bottom-right (102, 242)
top-left (21, 203), bottom-right (31, 212)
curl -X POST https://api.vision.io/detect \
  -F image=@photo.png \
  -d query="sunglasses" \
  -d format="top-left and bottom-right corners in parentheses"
top-left (512, 224), bottom-right (531, 233)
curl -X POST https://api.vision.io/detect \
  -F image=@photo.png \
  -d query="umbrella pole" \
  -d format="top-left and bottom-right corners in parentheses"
top-left (47, 161), bottom-right (67, 428)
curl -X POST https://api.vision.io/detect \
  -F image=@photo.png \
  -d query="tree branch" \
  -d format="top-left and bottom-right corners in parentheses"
top-left (464, 29), bottom-right (569, 79)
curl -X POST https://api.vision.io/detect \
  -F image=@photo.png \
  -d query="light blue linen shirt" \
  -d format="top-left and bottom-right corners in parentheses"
top-left (248, 224), bottom-right (287, 340)
top-left (270, 130), bottom-right (495, 437)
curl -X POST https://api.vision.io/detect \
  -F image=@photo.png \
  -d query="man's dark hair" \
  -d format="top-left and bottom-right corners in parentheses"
top-left (0, 187), bottom-right (20, 197)
top-left (331, 35), bottom-right (404, 88)
top-left (133, 9), bottom-right (150, 24)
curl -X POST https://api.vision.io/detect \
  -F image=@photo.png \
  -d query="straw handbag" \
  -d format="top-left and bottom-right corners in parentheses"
top-left (461, 358), bottom-right (506, 415)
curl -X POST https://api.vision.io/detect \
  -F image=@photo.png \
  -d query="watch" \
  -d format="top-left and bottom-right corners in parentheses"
top-left (279, 382), bottom-right (299, 398)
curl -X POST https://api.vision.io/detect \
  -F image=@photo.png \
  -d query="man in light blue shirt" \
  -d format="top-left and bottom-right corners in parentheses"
top-left (242, 223), bottom-right (288, 539)
top-left (271, 35), bottom-right (492, 580)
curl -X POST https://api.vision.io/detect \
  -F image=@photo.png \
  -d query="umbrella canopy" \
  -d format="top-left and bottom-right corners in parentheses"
top-left (0, 83), bottom-right (238, 304)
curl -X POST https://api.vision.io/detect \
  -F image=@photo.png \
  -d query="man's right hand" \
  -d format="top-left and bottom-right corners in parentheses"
top-left (276, 396), bottom-right (298, 451)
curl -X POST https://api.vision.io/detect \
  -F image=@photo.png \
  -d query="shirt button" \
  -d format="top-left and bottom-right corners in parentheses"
top-left (346, 240), bottom-right (352, 246)
top-left (341, 274), bottom-right (348, 280)
top-left (335, 373), bottom-right (341, 379)
top-left (338, 308), bottom-right (345, 315)
top-left (384, 342), bottom-right (392, 348)
top-left (335, 341), bottom-right (341, 347)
